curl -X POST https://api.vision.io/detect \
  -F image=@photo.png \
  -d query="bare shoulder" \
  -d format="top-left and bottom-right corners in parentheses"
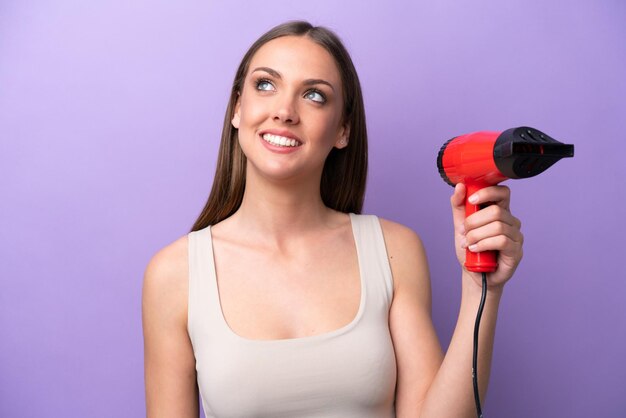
top-left (145, 235), bottom-right (188, 277)
top-left (378, 218), bottom-right (430, 292)
top-left (378, 218), bottom-right (425, 254)
top-left (143, 235), bottom-right (189, 324)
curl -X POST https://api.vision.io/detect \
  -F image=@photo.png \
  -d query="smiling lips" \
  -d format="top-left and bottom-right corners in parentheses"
top-left (261, 133), bottom-right (302, 148)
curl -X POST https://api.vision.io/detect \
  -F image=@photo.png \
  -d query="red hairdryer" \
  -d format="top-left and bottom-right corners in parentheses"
top-left (437, 126), bottom-right (574, 273)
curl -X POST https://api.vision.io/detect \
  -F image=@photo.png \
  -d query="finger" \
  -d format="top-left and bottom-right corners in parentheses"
top-left (450, 183), bottom-right (467, 234)
top-left (467, 185), bottom-right (511, 210)
top-left (465, 205), bottom-right (522, 231)
top-left (466, 233), bottom-right (523, 255)
top-left (464, 221), bottom-right (523, 249)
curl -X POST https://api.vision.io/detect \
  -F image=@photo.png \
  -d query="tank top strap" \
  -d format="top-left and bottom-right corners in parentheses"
top-left (349, 213), bottom-right (394, 310)
top-left (187, 226), bottom-right (223, 343)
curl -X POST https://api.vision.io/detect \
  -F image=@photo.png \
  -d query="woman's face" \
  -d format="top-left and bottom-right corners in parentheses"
top-left (232, 35), bottom-right (349, 182)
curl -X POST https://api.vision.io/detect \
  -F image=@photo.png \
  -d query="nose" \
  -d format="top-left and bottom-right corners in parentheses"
top-left (273, 94), bottom-right (299, 124)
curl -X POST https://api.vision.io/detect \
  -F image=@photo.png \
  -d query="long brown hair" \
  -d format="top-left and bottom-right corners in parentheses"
top-left (191, 21), bottom-right (368, 231)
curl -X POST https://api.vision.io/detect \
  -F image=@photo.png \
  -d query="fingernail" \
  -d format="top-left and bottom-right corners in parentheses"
top-left (468, 194), bottom-right (478, 204)
top-left (468, 244), bottom-right (478, 252)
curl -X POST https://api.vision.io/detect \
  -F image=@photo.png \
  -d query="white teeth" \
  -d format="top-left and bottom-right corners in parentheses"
top-left (262, 133), bottom-right (301, 147)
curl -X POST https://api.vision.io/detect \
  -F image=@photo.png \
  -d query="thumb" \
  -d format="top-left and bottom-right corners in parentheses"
top-left (450, 183), bottom-right (467, 233)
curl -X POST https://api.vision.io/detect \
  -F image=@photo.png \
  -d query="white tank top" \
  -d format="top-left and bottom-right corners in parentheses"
top-left (187, 214), bottom-right (397, 417)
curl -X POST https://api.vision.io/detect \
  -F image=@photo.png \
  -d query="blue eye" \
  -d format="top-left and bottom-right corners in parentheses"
top-left (256, 79), bottom-right (274, 91)
top-left (305, 90), bottom-right (326, 104)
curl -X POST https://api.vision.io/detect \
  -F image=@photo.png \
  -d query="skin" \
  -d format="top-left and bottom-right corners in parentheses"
top-left (142, 35), bottom-right (523, 417)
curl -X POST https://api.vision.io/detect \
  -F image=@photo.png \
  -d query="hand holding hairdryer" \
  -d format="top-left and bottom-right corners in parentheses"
top-left (437, 126), bottom-right (574, 273)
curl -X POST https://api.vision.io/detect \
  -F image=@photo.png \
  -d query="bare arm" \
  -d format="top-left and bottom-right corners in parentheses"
top-left (383, 219), bottom-right (443, 416)
top-left (142, 237), bottom-right (199, 418)
top-left (386, 184), bottom-right (523, 417)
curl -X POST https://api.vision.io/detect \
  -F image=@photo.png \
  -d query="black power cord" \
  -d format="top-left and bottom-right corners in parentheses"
top-left (472, 272), bottom-right (488, 418)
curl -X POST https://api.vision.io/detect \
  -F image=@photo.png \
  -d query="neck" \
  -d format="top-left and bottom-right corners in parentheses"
top-left (229, 166), bottom-right (339, 241)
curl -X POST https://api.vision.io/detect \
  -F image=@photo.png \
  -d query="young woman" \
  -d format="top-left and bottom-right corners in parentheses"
top-left (142, 21), bottom-right (523, 417)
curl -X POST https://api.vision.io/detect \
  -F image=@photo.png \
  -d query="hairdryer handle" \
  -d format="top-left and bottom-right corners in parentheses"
top-left (464, 182), bottom-right (498, 273)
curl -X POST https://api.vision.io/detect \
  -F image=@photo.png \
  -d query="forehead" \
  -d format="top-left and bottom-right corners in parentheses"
top-left (248, 36), bottom-right (342, 85)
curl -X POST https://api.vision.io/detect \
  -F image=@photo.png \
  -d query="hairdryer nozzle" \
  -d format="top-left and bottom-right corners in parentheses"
top-left (494, 127), bottom-right (574, 179)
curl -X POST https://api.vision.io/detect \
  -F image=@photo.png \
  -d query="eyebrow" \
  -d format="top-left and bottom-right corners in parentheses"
top-left (251, 67), bottom-right (336, 92)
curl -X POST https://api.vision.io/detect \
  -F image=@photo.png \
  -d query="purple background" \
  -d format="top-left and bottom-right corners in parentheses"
top-left (1, 1), bottom-right (624, 417)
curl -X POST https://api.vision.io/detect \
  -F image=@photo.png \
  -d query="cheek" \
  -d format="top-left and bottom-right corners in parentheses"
top-left (238, 93), bottom-right (266, 125)
top-left (235, 96), bottom-right (268, 153)
top-left (316, 111), bottom-right (344, 142)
